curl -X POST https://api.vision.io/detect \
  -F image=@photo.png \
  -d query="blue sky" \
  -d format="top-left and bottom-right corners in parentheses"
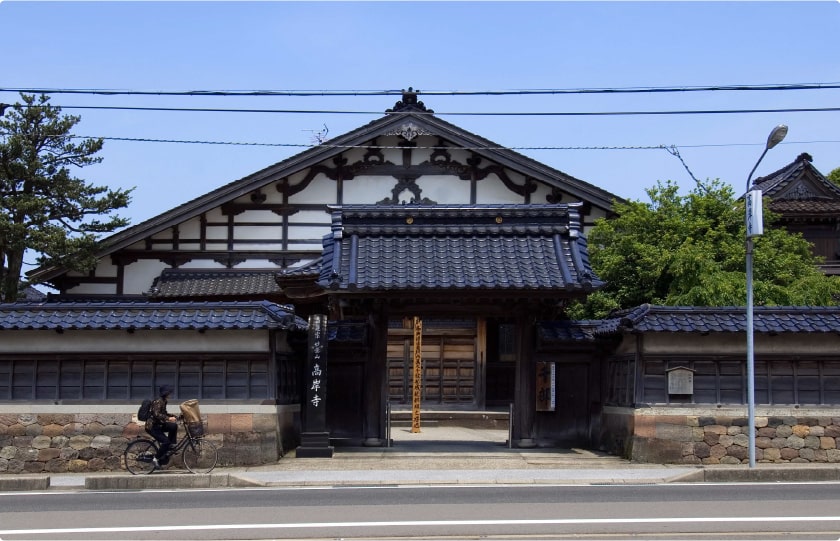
top-left (1, 1), bottom-right (839, 236)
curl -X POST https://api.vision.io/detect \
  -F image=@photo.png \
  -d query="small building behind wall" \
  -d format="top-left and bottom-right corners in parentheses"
top-left (0, 301), bottom-right (307, 474)
top-left (595, 305), bottom-right (840, 464)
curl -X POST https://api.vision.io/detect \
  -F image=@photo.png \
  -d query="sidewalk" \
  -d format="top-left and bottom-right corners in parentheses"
top-left (3, 426), bottom-right (840, 491)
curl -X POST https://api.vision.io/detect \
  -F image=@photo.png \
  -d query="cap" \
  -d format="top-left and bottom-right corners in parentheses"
top-left (159, 385), bottom-right (174, 397)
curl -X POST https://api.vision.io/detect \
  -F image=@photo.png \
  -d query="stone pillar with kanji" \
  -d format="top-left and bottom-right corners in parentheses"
top-left (296, 314), bottom-right (334, 458)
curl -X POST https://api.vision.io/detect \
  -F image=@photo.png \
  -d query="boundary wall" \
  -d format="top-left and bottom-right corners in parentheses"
top-left (0, 404), bottom-right (300, 474)
top-left (602, 406), bottom-right (840, 464)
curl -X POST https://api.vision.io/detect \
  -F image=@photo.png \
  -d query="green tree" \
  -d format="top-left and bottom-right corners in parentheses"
top-left (0, 93), bottom-right (133, 302)
top-left (569, 178), bottom-right (840, 319)
top-left (827, 166), bottom-right (840, 186)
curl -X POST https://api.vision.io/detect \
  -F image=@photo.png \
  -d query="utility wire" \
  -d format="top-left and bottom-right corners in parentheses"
top-left (64, 135), bottom-right (832, 151)
top-left (69, 135), bottom-right (675, 150)
top-left (2, 83), bottom-right (840, 97)
top-left (26, 105), bottom-right (840, 116)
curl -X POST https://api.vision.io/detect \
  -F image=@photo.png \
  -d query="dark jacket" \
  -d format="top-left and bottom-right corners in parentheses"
top-left (144, 396), bottom-right (172, 432)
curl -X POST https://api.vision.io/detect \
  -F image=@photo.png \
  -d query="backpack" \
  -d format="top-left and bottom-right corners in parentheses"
top-left (137, 399), bottom-right (152, 421)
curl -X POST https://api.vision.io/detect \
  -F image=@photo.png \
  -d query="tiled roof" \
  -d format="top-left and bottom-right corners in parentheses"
top-left (0, 300), bottom-right (307, 331)
top-left (768, 200), bottom-right (840, 214)
top-left (148, 269), bottom-right (281, 298)
top-left (318, 204), bottom-right (603, 294)
top-left (537, 320), bottom-right (598, 342)
top-left (754, 153), bottom-right (840, 203)
top-left (595, 304), bottom-right (840, 335)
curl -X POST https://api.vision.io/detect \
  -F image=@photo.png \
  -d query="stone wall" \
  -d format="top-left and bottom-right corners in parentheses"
top-left (602, 406), bottom-right (840, 464)
top-left (0, 404), bottom-right (300, 474)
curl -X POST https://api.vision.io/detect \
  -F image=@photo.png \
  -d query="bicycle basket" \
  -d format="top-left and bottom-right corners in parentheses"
top-left (187, 420), bottom-right (205, 438)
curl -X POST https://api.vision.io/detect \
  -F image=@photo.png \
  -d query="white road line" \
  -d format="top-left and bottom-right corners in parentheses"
top-left (1, 516), bottom-right (840, 536)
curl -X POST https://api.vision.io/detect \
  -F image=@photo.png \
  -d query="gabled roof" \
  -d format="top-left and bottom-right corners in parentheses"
top-left (753, 153), bottom-right (840, 215)
top-left (0, 300), bottom-right (307, 331)
top-left (28, 89), bottom-right (620, 284)
top-left (318, 203), bottom-right (603, 295)
top-left (595, 304), bottom-right (840, 335)
top-left (148, 269), bottom-right (282, 299)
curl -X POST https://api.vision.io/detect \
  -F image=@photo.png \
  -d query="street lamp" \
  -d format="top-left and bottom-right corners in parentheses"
top-left (745, 124), bottom-right (787, 468)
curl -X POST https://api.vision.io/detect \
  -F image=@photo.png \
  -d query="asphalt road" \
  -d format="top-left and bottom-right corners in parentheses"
top-left (1, 482), bottom-right (839, 540)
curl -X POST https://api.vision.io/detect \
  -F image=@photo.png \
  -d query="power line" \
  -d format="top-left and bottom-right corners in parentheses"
top-left (2, 83), bottom-right (840, 97)
top-left (67, 135), bottom-right (836, 151)
top-left (71, 136), bottom-right (675, 150)
top-left (26, 105), bottom-right (840, 116)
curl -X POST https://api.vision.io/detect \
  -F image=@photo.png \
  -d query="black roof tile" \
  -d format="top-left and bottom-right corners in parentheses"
top-left (148, 269), bottom-right (282, 298)
top-left (318, 204), bottom-right (603, 294)
top-left (595, 304), bottom-right (840, 335)
top-left (0, 300), bottom-right (307, 331)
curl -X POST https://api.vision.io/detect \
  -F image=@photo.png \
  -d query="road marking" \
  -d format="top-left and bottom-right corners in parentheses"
top-left (2, 516), bottom-right (840, 535)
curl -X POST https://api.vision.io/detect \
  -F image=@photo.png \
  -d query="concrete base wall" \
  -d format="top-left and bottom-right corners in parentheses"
top-left (0, 403), bottom-right (301, 474)
top-left (602, 406), bottom-right (840, 464)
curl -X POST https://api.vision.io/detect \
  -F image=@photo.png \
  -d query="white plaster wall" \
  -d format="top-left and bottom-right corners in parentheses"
top-left (234, 210), bottom-right (283, 224)
top-left (0, 329), bottom-right (270, 353)
top-left (343, 175), bottom-right (395, 204)
top-left (637, 332), bottom-right (840, 356)
top-left (233, 224), bottom-right (284, 241)
top-left (417, 175), bottom-right (472, 204)
top-left (288, 175), bottom-right (335, 204)
top-left (179, 216), bottom-right (202, 240)
top-left (288, 209), bottom-right (330, 224)
top-left (180, 260), bottom-right (226, 269)
top-left (475, 173), bottom-right (527, 204)
top-left (122, 259), bottom-right (169, 294)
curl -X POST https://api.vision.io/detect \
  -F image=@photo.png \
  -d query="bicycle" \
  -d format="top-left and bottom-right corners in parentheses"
top-left (124, 417), bottom-right (218, 475)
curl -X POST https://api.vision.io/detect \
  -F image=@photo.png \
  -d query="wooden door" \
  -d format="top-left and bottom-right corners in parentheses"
top-left (387, 321), bottom-right (477, 406)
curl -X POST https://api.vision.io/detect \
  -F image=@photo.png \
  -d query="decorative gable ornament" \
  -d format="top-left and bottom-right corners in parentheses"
top-left (385, 122), bottom-right (430, 142)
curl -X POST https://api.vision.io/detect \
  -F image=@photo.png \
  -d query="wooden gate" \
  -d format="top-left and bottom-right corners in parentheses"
top-left (387, 321), bottom-right (477, 406)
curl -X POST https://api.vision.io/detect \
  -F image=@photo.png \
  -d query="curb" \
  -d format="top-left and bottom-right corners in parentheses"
top-left (3, 467), bottom-right (840, 492)
top-left (0, 475), bottom-right (50, 492)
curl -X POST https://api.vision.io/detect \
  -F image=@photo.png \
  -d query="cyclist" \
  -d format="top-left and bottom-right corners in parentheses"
top-left (145, 384), bottom-right (178, 467)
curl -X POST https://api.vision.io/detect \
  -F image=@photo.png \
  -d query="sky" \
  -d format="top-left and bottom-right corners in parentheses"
top-left (1, 1), bottom-right (839, 246)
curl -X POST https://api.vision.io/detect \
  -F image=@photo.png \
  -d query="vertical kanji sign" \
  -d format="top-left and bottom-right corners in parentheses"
top-left (536, 361), bottom-right (556, 412)
top-left (411, 316), bottom-right (422, 433)
top-left (305, 314), bottom-right (328, 431)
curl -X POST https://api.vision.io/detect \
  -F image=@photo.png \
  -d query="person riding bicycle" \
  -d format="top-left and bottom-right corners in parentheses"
top-left (145, 384), bottom-right (178, 467)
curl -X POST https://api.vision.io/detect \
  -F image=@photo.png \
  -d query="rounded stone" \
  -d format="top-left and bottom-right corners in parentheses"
top-left (804, 435), bottom-right (821, 449)
top-left (68, 435), bottom-right (92, 450)
top-left (786, 435), bottom-right (805, 450)
top-left (792, 425), bottom-right (810, 438)
top-left (31, 435), bottom-right (51, 450)
top-left (732, 434), bottom-right (749, 447)
top-left (86, 457), bottom-right (106, 471)
top-left (59, 447), bottom-right (79, 460)
top-left (90, 435), bottom-right (111, 449)
top-left (798, 448), bottom-right (816, 461)
top-left (780, 447), bottom-right (800, 460)
top-left (42, 424), bottom-right (65, 437)
top-left (763, 447), bottom-right (782, 462)
top-left (776, 425), bottom-right (793, 438)
top-left (755, 436), bottom-right (772, 449)
top-left (46, 458), bottom-right (68, 473)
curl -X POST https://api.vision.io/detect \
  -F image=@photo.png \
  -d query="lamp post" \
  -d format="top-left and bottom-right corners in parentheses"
top-left (745, 124), bottom-right (787, 468)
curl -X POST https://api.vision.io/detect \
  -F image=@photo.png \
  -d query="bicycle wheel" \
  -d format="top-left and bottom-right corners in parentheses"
top-left (124, 439), bottom-right (158, 475)
top-left (183, 438), bottom-right (218, 474)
